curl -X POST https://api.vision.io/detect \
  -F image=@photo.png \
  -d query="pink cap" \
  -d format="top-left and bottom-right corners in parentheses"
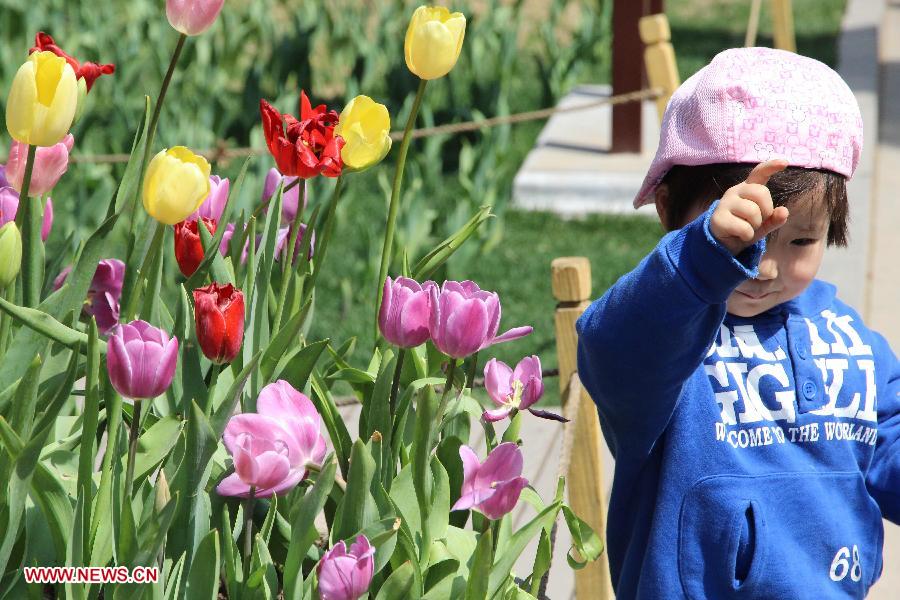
top-left (634, 47), bottom-right (863, 208)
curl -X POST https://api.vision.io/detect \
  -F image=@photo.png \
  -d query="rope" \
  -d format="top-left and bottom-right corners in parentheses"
top-left (0, 87), bottom-right (661, 166)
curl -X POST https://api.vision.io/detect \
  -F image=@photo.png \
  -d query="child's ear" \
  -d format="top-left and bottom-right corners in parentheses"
top-left (654, 184), bottom-right (670, 228)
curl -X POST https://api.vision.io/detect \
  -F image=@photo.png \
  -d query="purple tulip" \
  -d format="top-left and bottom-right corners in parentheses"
top-left (187, 175), bottom-right (230, 221)
top-left (5, 135), bottom-right (74, 197)
top-left (107, 320), bottom-right (179, 400)
top-left (263, 167), bottom-right (305, 224)
top-left (0, 188), bottom-right (54, 242)
top-left (217, 380), bottom-right (327, 498)
top-left (316, 535), bottom-right (375, 600)
top-left (452, 443), bottom-right (529, 520)
top-left (428, 280), bottom-right (533, 359)
top-left (483, 355), bottom-right (557, 422)
top-left (378, 276), bottom-right (436, 348)
top-left (53, 258), bottom-right (126, 334)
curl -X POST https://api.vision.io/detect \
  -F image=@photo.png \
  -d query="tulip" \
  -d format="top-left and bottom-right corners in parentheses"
top-left (5, 134), bottom-right (73, 196)
top-left (217, 379), bottom-right (327, 498)
top-left (174, 218), bottom-right (217, 277)
top-left (107, 320), bottom-right (178, 399)
top-left (53, 258), bottom-right (126, 334)
top-left (262, 168), bottom-right (304, 224)
top-left (0, 188), bottom-right (53, 242)
top-left (316, 536), bottom-right (375, 600)
top-left (166, 0), bottom-right (226, 36)
top-left (260, 92), bottom-right (344, 179)
top-left (405, 6), bottom-right (467, 80)
top-left (334, 95), bottom-right (392, 171)
top-left (30, 33), bottom-right (114, 93)
top-left (451, 443), bottom-right (528, 520)
top-left (187, 175), bottom-right (230, 222)
top-left (143, 146), bottom-right (211, 225)
top-left (6, 51), bottom-right (78, 147)
top-left (193, 282), bottom-right (244, 364)
top-left (428, 280), bottom-right (532, 359)
top-left (483, 356), bottom-right (564, 422)
top-left (378, 276), bottom-right (435, 348)
top-left (0, 222), bottom-right (22, 288)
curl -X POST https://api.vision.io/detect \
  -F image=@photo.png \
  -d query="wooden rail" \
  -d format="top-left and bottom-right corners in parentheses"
top-left (552, 257), bottom-right (614, 599)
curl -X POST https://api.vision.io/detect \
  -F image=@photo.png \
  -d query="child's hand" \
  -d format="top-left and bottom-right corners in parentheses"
top-left (709, 159), bottom-right (790, 255)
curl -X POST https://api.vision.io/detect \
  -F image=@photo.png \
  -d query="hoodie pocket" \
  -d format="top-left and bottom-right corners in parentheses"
top-left (678, 471), bottom-right (883, 600)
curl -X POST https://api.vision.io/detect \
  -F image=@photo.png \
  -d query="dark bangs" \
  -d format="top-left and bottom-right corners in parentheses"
top-left (659, 163), bottom-right (849, 247)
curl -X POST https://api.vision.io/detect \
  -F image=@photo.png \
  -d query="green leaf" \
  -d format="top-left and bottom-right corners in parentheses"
top-left (488, 502), bottom-right (562, 598)
top-left (427, 456), bottom-right (450, 544)
top-left (310, 370), bottom-right (352, 478)
top-left (247, 533), bottom-right (278, 598)
top-left (0, 210), bottom-right (119, 409)
top-left (365, 350), bottom-right (395, 468)
top-left (412, 206), bottom-right (493, 280)
top-left (163, 553), bottom-right (186, 600)
top-left (77, 320), bottom-right (101, 562)
top-left (283, 458), bottom-right (336, 600)
top-left (117, 416), bottom-right (184, 489)
top-left (528, 527), bottom-right (552, 596)
top-left (561, 505), bottom-right (603, 569)
top-left (64, 491), bottom-right (87, 600)
top-left (185, 529), bottom-right (220, 600)
top-left (272, 338), bottom-right (328, 390)
top-left (259, 304), bottom-right (314, 383)
top-left (374, 561), bottom-right (417, 600)
top-left (0, 297), bottom-right (106, 353)
top-left (465, 527), bottom-right (493, 600)
top-left (259, 495), bottom-right (277, 545)
top-left (30, 463), bottom-right (75, 566)
top-left (221, 506), bottom-right (243, 600)
top-left (133, 492), bottom-right (180, 566)
top-left (0, 356), bottom-right (43, 576)
top-left (332, 440), bottom-right (377, 543)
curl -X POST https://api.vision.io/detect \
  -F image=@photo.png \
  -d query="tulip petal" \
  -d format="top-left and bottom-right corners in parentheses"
top-left (489, 325), bottom-right (534, 347)
top-left (528, 408), bottom-right (569, 422)
top-left (484, 358), bottom-right (513, 406)
top-left (477, 476), bottom-right (528, 520)
top-left (6, 61), bottom-right (38, 144)
top-left (478, 442), bottom-right (523, 488)
top-left (216, 472), bottom-right (251, 497)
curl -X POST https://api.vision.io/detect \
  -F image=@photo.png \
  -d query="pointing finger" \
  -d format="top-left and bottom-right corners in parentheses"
top-left (745, 159), bottom-right (789, 186)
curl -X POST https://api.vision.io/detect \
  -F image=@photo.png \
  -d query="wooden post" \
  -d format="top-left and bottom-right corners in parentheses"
top-left (639, 14), bottom-right (680, 122)
top-left (771, 0), bottom-right (796, 52)
top-left (552, 257), bottom-right (614, 600)
top-left (612, 0), bottom-right (645, 152)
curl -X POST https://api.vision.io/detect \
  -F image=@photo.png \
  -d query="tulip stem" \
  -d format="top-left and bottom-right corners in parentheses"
top-left (306, 462), bottom-right (347, 491)
top-left (0, 284), bottom-right (12, 357)
top-left (205, 362), bottom-right (221, 416)
top-left (389, 349), bottom-right (406, 417)
top-left (124, 399), bottom-right (143, 498)
top-left (147, 33), bottom-right (187, 157)
top-left (374, 79), bottom-right (427, 348)
top-left (243, 487), bottom-right (256, 581)
top-left (15, 145), bottom-right (41, 308)
top-left (434, 359), bottom-right (458, 437)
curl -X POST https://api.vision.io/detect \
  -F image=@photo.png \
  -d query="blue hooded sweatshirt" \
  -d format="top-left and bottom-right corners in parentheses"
top-left (575, 203), bottom-right (900, 599)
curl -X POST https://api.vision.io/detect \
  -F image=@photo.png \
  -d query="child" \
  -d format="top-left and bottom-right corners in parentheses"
top-left (576, 47), bottom-right (899, 598)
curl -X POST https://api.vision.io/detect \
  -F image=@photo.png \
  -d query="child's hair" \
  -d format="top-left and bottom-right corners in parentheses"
top-left (659, 163), bottom-right (849, 247)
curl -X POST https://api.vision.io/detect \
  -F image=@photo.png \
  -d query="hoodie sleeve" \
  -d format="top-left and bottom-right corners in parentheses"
top-left (865, 334), bottom-right (900, 523)
top-left (575, 201), bottom-right (765, 461)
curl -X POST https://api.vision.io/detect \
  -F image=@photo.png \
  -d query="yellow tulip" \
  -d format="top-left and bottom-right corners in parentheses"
top-left (0, 222), bottom-right (22, 288)
top-left (334, 96), bottom-right (392, 171)
top-left (143, 147), bottom-right (211, 225)
top-left (404, 6), bottom-right (466, 80)
top-left (6, 51), bottom-right (79, 147)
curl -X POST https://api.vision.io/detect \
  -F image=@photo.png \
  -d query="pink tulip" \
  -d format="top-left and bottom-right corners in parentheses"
top-left (452, 443), bottom-right (529, 520)
top-left (6, 135), bottom-right (74, 197)
top-left (166, 0), bottom-right (225, 36)
top-left (217, 380), bottom-right (327, 498)
top-left (107, 320), bottom-right (179, 400)
top-left (187, 175), bottom-right (230, 221)
top-left (428, 280), bottom-right (532, 359)
top-left (317, 535), bottom-right (375, 600)
top-left (263, 167), bottom-right (305, 224)
top-left (53, 258), bottom-right (125, 334)
top-left (483, 355), bottom-right (564, 422)
top-left (0, 188), bottom-right (54, 242)
top-left (378, 276), bottom-right (435, 348)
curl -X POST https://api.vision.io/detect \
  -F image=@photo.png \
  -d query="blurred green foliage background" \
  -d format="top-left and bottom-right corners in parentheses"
top-left (0, 0), bottom-right (846, 404)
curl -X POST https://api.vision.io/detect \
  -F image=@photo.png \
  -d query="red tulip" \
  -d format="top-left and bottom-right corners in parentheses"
top-left (260, 91), bottom-right (345, 179)
top-left (174, 218), bottom-right (217, 277)
top-left (30, 32), bottom-right (114, 92)
top-left (193, 283), bottom-right (245, 364)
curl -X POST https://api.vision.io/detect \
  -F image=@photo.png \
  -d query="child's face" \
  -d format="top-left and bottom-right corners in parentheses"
top-left (725, 193), bottom-right (830, 317)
